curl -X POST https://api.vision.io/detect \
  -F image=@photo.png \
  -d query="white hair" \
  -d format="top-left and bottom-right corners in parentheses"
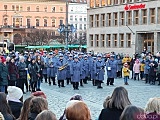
top-left (19, 56), bottom-right (25, 61)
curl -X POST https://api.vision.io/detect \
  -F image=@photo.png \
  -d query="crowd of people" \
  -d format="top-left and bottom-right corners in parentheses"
top-left (0, 86), bottom-right (160, 120)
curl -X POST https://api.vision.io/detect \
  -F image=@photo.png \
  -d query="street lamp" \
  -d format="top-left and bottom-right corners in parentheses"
top-left (58, 24), bottom-right (76, 50)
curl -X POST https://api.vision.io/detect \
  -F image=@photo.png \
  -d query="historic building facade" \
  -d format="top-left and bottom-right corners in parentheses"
top-left (87, 0), bottom-right (160, 55)
top-left (0, 0), bottom-right (66, 44)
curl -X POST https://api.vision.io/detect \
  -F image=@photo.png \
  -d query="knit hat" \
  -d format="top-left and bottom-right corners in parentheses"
top-left (7, 86), bottom-right (23, 100)
top-left (32, 91), bottom-right (47, 99)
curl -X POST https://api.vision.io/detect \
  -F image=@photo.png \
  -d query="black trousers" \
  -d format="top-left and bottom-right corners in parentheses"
top-left (8, 80), bottom-right (16, 86)
top-left (58, 80), bottom-right (65, 87)
top-left (16, 78), bottom-right (25, 92)
top-left (107, 78), bottom-right (114, 85)
top-left (157, 73), bottom-right (160, 84)
top-left (43, 74), bottom-right (47, 83)
top-left (73, 82), bottom-right (79, 89)
top-left (24, 78), bottom-right (28, 91)
top-left (30, 81), bottom-right (37, 92)
top-left (66, 78), bottom-right (71, 85)
top-left (145, 74), bottom-right (149, 83)
top-left (149, 75), bottom-right (156, 84)
top-left (80, 79), bottom-right (83, 86)
top-left (49, 77), bottom-right (56, 85)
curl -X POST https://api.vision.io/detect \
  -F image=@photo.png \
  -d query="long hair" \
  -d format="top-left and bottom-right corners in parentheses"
top-left (35, 110), bottom-right (57, 120)
top-left (145, 97), bottom-right (160, 115)
top-left (66, 101), bottom-right (91, 120)
top-left (18, 96), bottom-right (34, 120)
top-left (29, 97), bottom-right (48, 114)
top-left (106, 86), bottom-right (131, 110)
top-left (120, 105), bottom-right (144, 120)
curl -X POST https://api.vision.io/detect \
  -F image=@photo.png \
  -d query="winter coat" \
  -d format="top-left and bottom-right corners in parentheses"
top-left (8, 62), bottom-right (19, 81)
top-left (133, 63), bottom-right (140, 73)
top-left (144, 60), bottom-right (150, 74)
top-left (83, 59), bottom-right (90, 77)
top-left (99, 107), bottom-right (123, 120)
top-left (149, 61), bottom-right (158, 76)
top-left (122, 57), bottom-right (131, 64)
top-left (117, 59), bottom-right (123, 71)
top-left (90, 60), bottom-right (96, 80)
top-left (17, 62), bottom-right (27, 79)
top-left (94, 60), bottom-right (105, 81)
top-left (66, 59), bottom-right (73, 78)
top-left (106, 59), bottom-right (118, 78)
top-left (0, 63), bottom-right (9, 86)
top-left (28, 63), bottom-right (40, 82)
top-left (8, 101), bottom-right (23, 119)
top-left (70, 60), bottom-right (82, 82)
top-left (46, 57), bottom-right (56, 77)
top-left (122, 67), bottom-right (130, 77)
top-left (56, 59), bottom-right (67, 80)
top-left (42, 63), bottom-right (47, 75)
top-left (79, 58), bottom-right (85, 79)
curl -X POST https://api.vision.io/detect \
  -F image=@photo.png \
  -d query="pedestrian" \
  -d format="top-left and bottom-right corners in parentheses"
top-left (83, 55), bottom-right (90, 84)
top-left (41, 61), bottom-right (47, 83)
top-left (7, 86), bottom-right (23, 119)
top-left (17, 56), bottom-right (27, 93)
top-left (0, 92), bottom-right (15, 120)
top-left (144, 56), bottom-right (150, 83)
top-left (98, 86), bottom-right (131, 120)
top-left (28, 58), bottom-right (40, 92)
top-left (90, 57), bottom-right (97, 86)
top-left (133, 59), bottom-right (140, 80)
top-left (122, 63), bottom-right (130, 85)
top-left (94, 54), bottom-right (105, 89)
top-left (157, 61), bottom-right (160, 86)
top-left (35, 110), bottom-right (57, 120)
top-left (106, 55), bottom-right (118, 86)
top-left (56, 54), bottom-right (67, 88)
top-left (120, 105), bottom-right (144, 120)
top-left (117, 55), bottom-right (123, 78)
top-left (70, 55), bottom-right (82, 90)
top-left (66, 54), bottom-right (73, 85)
top-left (140, 60), bottom-right (145, 80)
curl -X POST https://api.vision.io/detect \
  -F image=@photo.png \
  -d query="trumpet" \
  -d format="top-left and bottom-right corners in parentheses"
top-left (58, 63), bottom-right (68, 71)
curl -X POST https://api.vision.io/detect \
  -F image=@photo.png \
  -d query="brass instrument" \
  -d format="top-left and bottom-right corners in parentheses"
top-left (58, 63), bottom-right (68, 71)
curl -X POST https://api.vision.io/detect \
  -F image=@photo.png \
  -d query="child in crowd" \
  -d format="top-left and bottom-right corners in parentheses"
top-left (122, 63), bottom-right (130, 85)
top-left (133, 59), bottom-right (140, 80)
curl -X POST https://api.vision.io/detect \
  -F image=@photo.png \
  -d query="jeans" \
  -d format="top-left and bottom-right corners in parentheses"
top-left (124, 76), bottom-right (128, 83)
top-left (0, 86), bottom-right (5, 92)
top-left (37, 79), bottom-right (41, 89)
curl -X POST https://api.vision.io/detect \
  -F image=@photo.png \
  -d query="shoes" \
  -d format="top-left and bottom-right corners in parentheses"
top-left (37, 88), bottom-right (41, 91)
top-left (110, 84), bottom-right (114, 86)
top-left (53, 83), bottom-right (57, 85)
top-left (97, 86), bottom-right (103, 89)
top-left (61, 86), bottom-right (65, 87)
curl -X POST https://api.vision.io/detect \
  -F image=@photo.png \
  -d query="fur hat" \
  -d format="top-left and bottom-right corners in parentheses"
top-left (7, 86), bottom-right (23, 100)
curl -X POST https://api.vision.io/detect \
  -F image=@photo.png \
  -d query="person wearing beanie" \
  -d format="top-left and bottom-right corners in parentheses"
top-left (32, 91), bottom-right (47, 99)
top-left (7, 86), bottom-right (23, 119)
top-left (0, 56), bottom-right (9, 93)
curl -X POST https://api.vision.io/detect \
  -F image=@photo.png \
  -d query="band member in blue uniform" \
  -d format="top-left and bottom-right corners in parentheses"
top-left (78, 53), bottom-right (85, 86)
top-left (94, 54), bottom-right (105, 89)
top-left (66, 54), bottom-right (73, 85)
top-left (70, 55), bottom-right (82, 90)
top-left (83, 55), bottom-right (90, 84)
top-left (56, 54), bottom-right (67, 87)
top-left (90, 57), bottom-right (97, 86)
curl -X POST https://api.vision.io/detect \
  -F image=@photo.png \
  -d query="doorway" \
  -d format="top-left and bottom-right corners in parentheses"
top-left (143, 33), bottom-right (154, 53)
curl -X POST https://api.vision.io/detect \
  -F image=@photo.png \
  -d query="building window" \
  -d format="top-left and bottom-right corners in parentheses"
top-left (52, 19), bottom-right (55, 27)
top-left (101, 0), bottom-right (105, 6)
top-left (101, 34), bottom-right (105, 47)
top-left (127, 33), bottom-right (131, 47)
top-left (113, 34), bottom-right (117, 47)
top-left (95, 14), bottom-right (99, 27)
top-left (120, 0), bottom-right (126, 4)
top-left (120, 34), bottom-right (124, 47)
top-left (90, 0), bottom-right (94, 8)
top-left (75, 24), bottom-right (77, 29)
top-left (44, 7), bottom-right (47, 12)
top-left (127, 11), bottom-right (132, 25)
top-left (60, 7), bottom-right (63, 12)
top-left (95, 0), bottom-right (100, 7)
top-left (20, 6), bottom-right (23, 11)
top-left (27, 6), bottom-right (30, 11)
top-left (128, 0), bottom-right (133, 3)
top-left (60, 19), bottom-right (63, 24)
top-left (70, 15), bottom-right (73, 21)
top-left (52, 7), bottom-right (55, 12)
top-left (90, 15), bottom-right (94, 27)
top-left (3, 17), bottom-right (8, 26)
top-left (44, 19), bottom-right (47, 27)
top-left (134, 10), bottom-right (139, 25)
top-left (158, 8), bottom-right (160, 24)
top-left (16, 5), bottom-right (19, 11)
top-left (113, 12), bottom-right (118, 26)
top-left (27, 19), bottom-right (30, 28)
top-left (36, 6), bottom-right (39, 12)
top-left (114, 0), bottom-right (118, 4)
top-left (36, 19), bottom-right (39, 27)
top-left (107, 34), bottom-right (111, 47)
top-left (107, 0), bottom-right (112, 5)
top-left (120, 12), bottom-right (125, 26)
top-left (12, 5), bottom-right (15, 11)
top-left (107, 13), bottom-right (111, 26)
top-left (84, 24), bottom-right (86, 30)
top-left (79, 24), bottom-right (82, 30)
top-left (13, 18), bottom-right (22, 27)
top-left (4, 5), bottom-right (7, 10)
top-left (79, 16), bottom-right (82, 21)
top-left (90, 35), bottom-right (93, 47)
top-left (75, 16), bottom-right (77, 21)
top-left (101, 14), bottom-right (105, 27)
top-left (150, 8), bottom-right (155, 24)
top-left (84, 17), bottom-right (86, 21)
top-left (96, 34), bottom-right (99, 47)
top-left (142, 9), bottom-right (147, 24)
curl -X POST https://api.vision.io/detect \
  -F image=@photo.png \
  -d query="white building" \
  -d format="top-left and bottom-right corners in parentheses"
top-left (68, 2), bottom-right (87, 44)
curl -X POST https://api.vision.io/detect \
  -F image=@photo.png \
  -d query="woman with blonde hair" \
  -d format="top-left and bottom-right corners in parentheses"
top-left (35, 110), bottom-right (57, 120)
top-left (66, 101), bottom-right (91, 120)
top-left (145, 97), bottom-right (160, 120)
top-left (99, 86), bottom-right (131, 120)
top-left (28, 97), bottom-right (48, 120)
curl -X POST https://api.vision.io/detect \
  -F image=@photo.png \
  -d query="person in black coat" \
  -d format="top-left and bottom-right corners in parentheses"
top-left (99, 86), bottom-right (131, 120)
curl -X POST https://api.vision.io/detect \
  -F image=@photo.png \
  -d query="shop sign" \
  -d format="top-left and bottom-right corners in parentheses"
top-left (124, 4), bottom-right (146, 11)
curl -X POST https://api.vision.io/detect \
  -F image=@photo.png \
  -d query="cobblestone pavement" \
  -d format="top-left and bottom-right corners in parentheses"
top-left (24, 77), bottom-right (160, 120)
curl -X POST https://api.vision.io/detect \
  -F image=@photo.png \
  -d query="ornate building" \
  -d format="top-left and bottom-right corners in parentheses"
top-left (0, 0), bottom-right (66, 45)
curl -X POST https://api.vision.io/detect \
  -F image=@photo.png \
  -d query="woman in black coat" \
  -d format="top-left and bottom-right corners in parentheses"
top-left (99, 86), bottom-right (131, 120)
top-left (8, 58), bottom-right (19, 86)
